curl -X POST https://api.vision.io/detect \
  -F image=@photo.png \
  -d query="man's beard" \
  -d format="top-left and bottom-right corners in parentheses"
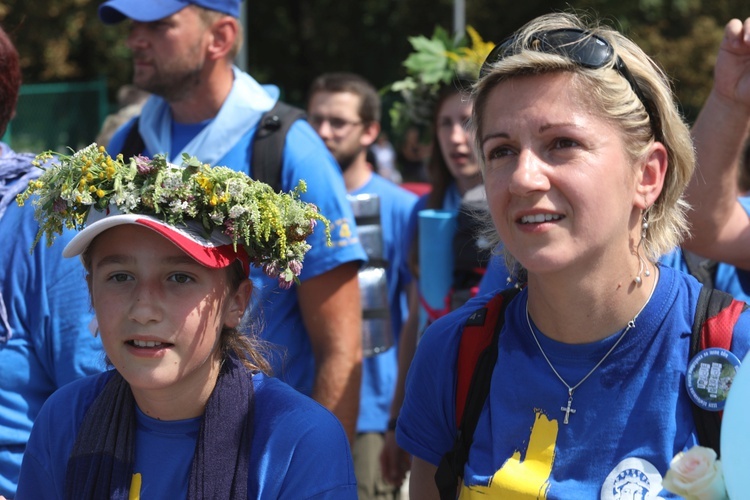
top-left (334, 148), bottom-right (361, 172)
top-left (136, 66), bottom-right (203, 102)
top-left (132, 48), bottom-right (204, 102)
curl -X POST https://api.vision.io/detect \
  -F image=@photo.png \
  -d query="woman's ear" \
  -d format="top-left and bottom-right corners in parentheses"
top-left (635, 141), bottom-right (668, 210)
top-left (224, 279), bottom-right (252, 328)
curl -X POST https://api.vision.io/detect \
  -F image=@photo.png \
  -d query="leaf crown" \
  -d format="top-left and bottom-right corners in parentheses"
top-left (16, 144), bottom-right (330, 288)
top-left (387, 26), bottom-right (496, 138)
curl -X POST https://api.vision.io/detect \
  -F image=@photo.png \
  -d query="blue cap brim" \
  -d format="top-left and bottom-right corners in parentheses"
top-left (98, 0), bottom-right (189, 24)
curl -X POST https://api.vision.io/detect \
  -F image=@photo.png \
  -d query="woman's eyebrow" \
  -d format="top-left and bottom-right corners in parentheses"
top-left (480, 131), bottom-right (510, 148)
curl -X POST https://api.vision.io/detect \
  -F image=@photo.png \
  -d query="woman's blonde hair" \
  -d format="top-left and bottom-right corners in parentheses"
top-left (471, 12), bottom-right (695, 273)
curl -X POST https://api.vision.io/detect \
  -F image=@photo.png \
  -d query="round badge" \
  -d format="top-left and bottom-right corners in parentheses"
top-left (685, 348), bottom-right (741, 411)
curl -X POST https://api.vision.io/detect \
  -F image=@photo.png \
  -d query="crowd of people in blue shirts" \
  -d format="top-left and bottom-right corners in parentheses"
top-left (2, 0), bottom-right (750, 498)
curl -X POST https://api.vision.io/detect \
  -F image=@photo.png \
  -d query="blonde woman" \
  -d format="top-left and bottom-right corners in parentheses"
top-left (397, 12), bottom-right (750, 499)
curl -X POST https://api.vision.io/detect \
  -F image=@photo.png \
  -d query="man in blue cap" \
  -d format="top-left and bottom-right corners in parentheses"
top-left (97, 0), bottom-right (367, 442)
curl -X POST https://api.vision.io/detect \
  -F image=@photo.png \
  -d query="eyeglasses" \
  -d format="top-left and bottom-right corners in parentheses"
top-left (309, 115), bottom-right (363, 131)
top-left (480, 28), bottom-right (661, 142)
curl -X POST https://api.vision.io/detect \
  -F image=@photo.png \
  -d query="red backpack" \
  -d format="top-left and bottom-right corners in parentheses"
top-left (434, 286), bottom-right (747, 499)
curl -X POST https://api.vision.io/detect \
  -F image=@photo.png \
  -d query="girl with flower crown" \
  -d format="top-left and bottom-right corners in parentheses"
top-left (13, 148), bottom-right (357, 499)
top-left (396, 12), bottom-right (750, 499)
top-left (381, 27), bottom-right (510, 488)
top-left (382, 77), bottom-right (486, 487)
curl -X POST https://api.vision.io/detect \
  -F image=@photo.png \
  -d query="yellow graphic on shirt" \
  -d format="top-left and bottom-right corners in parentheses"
top-left (331, 218), bottom-right (359, 247)
top-left (129, 473), bottom-right (142, 499)
top-left (338, 220), bottom-right (352, 239)
top-left (459, 410), bottom-right (558, 499)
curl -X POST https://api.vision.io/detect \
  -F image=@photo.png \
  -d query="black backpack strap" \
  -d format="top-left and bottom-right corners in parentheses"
top-left (689, 286), bottom-right (747, 457)
top-left (118, 117), bottom-right (145, 159)
top-left (683, 250), bottom-right (719, 289)
top-left (435, 287), bottom-right (520, 499)
top-left (251, 101), bottom-right (306, 192)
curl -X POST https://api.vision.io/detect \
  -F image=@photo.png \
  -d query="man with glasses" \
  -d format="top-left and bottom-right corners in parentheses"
top-left (96, 0), bottom-right (367, 442)
top-left (308, 72), bottom-right (417, 500)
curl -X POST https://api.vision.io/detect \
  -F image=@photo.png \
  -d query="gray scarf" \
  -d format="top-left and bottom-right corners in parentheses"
top-left (0, 142), bottom-right (39, 343)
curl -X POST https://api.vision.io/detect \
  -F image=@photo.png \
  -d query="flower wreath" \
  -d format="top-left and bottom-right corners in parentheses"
top-left (16, 144), bottom-right (330, 287)
top-left (387, 25), bottom-right (495, 139)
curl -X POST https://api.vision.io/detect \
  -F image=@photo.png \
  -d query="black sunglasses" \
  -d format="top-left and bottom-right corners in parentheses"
top-left (480, 28), bottom-right (661, 142)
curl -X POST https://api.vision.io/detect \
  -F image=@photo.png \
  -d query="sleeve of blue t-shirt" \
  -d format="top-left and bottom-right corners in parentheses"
top-left (396, 299), bottom-right (486, 465)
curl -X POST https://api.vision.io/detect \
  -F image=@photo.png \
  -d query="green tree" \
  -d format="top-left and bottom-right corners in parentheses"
top-left (1, 0), bottom-right (130, 94)
top-left (2, 0), bottom-right (748, 126)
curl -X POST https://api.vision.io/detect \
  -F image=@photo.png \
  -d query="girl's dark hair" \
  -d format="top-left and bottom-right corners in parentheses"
top-left (0, 26), bottom-right (21, 137)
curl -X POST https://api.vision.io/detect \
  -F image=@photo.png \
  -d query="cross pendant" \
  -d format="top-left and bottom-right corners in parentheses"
top-left (561, 392), bottom-right (576, 424)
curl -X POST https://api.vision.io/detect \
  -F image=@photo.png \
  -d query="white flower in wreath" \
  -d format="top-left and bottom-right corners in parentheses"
top-left (168, 199), bottom-right (184, 209)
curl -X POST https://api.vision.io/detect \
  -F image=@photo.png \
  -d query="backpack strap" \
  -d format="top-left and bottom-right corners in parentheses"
top-left (118, 117), bottom-right (145, 159)
top-left (689, 286), bottom-right (748, 456)
top-left (251, 101), bottom-right (306, 192)
top-left (683, 250), bottom-right (719, 289)
top-left (435, 287), bottom-right (521, 499)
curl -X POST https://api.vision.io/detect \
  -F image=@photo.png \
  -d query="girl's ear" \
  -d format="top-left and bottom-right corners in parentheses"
top-left (224, 279), bottom-right (252, 329)
top-left (635, 141), bottom-right (668, 210)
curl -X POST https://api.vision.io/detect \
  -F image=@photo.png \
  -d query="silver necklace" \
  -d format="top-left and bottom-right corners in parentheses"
top-left (525, 275), bottom-right (657, 424)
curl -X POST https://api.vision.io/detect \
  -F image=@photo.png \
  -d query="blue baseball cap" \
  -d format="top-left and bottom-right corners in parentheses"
top-left (98, 0), bottom-right (242, 24)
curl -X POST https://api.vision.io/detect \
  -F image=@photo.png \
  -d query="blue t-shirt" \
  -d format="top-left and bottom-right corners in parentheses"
top-left (0, 173), bottom-right (104, 497)
top-left (397, 265), bottom-right (750, 498)
top-left (108, 110), bottom-right (367, 396)
top-left (350, 173), bottom-right (417, 433)
top-left (17, 372), bottom-right (357, 499)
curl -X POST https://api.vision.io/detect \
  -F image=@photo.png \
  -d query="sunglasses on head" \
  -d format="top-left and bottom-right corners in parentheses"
top-left (480, 28), bottom-right (661, 142)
